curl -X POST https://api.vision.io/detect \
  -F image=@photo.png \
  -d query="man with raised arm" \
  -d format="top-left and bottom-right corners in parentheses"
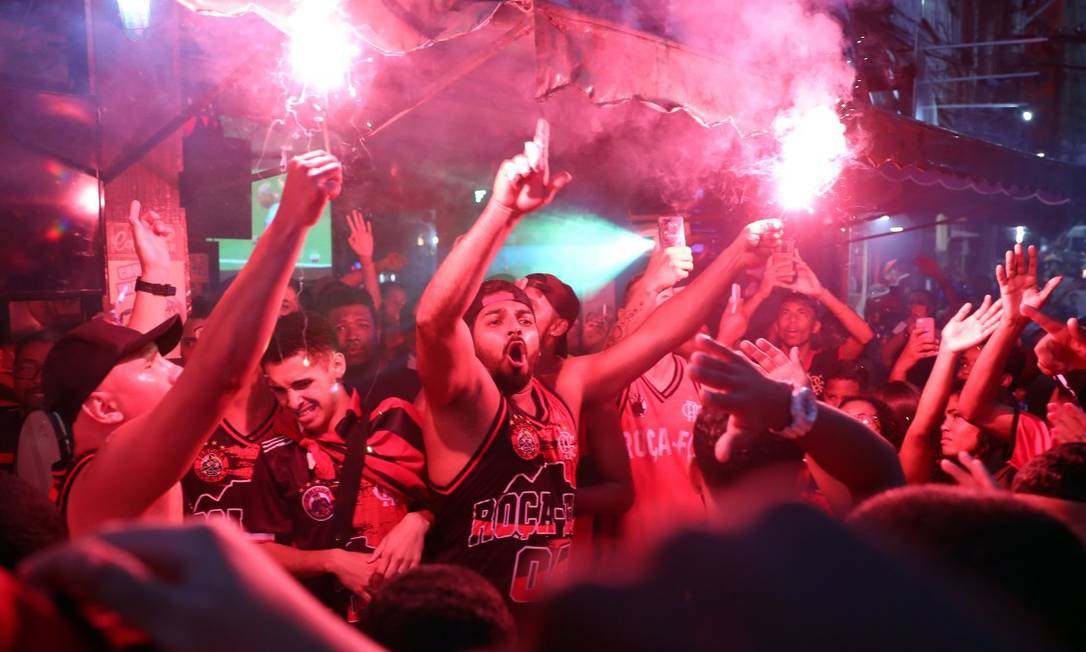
top-left (46, 151), bottom-right (342, 536)
top-left (415, 121), bottom-right (778, 604)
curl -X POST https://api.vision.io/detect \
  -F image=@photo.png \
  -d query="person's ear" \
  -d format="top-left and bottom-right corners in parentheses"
top-left (813, 319), bottom-right (822, 335)
top-left (81, 392), bottom-right (124, 426)
top-left (549, 318), bottom-right (571, 339)
top-left (331, 351), bottom-right (347, 380)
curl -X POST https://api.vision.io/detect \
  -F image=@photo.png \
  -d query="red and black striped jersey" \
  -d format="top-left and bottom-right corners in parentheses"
top-left (181, 403), bottom-right (290, 530)
top-left (425, 378), bottom-right (578, 605)
top-left (246, 393), bottom-right (427, 552)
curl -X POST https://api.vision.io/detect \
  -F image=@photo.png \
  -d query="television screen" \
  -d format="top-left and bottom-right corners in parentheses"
top-left (213, 173), bottom-right (333, 275)
top-left (0, 87), bottom-right (103, 300)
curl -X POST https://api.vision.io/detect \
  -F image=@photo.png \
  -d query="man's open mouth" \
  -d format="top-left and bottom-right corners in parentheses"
top-left (506, 339), bottom-right (527, 365)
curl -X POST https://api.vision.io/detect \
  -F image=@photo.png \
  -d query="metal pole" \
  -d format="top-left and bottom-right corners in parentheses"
top-left (919, 71), bottom-right (1039, 84)
top-left (921, 36), bottom-right (1047, 51)
top-left (922, 102), bottom-right (1026, 109)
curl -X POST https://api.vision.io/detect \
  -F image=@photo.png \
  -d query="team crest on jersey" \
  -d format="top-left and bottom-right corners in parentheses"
top-left (682, 400), bottom-right (702, 423)
top-left (511, 421), bottom-right (541, 460)
top-left (301, 484), bottom-right (335, 521)
top-left (194, 446), bottom-right (229, 483)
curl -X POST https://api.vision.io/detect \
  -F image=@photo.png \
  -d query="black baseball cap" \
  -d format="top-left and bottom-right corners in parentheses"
top-left (464, 279), bottom-right (535, 329)
top-left (43, 315), bottom-right (183, 427)
top-left (522, 273), bottom-right (580, 357)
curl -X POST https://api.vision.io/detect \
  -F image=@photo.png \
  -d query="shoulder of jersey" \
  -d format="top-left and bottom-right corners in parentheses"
top-left (260, 435), bottom-right (295, 454)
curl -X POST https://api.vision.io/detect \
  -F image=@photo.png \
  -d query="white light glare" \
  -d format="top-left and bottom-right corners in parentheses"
top-left (1022, 110), bottom-right (1034, 122)
top-left (474, 189), bottom-right (488, 204)
top-left (889, 226), bottom-right (904, 233)
top-left (117, 0), bottom-right (151, 33)
top-left (879, 215), bottom-right (891, 221)
top-left (1037, 152), bottom-right (1046, 158)
top-left (1015, 226), bottom-right (1027, 244)
top-left (772, 105), bottom-right (850, 212)
top-left (288, 0), bottom-right (359, 92)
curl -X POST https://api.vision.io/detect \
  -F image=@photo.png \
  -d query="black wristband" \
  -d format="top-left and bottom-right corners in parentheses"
top-left (135, 277), bottom-right (176, 297)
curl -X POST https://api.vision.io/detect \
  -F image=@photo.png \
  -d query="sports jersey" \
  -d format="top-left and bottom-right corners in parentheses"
top-left (425, 377), bottom-right (578, 605)
top-left (181, 403), bottom-right (289, 530)
top-left (246, 392), bottom-right (426, 620)
top-left (606, 354), bottom-right (705, 551)
top-left (1008, 410), bottom-right (1054, 470)
top-left (52, 450), bottom-right (95, 515)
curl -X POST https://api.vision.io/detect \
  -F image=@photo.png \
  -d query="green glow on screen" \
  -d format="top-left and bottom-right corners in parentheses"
top-left (488, 212), bottom-right (653, 296)
top-left (213, 173), bottom-right (333, 273)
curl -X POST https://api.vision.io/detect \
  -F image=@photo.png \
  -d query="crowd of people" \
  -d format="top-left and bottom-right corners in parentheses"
top-left (2, 122), bottom-right (1086, 651)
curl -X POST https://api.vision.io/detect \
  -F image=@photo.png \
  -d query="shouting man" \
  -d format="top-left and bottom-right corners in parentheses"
top-left (415, 121), bottom-right (779, 605)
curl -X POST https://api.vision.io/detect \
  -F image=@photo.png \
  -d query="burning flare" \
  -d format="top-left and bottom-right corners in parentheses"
top-left (287, 0), bottom-right (359, 94)
top-left (771, 104), bottom-right (849, 212)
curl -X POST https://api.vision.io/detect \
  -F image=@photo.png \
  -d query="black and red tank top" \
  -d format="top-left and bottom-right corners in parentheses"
top-left (426, 378), bottom-right (579, 604)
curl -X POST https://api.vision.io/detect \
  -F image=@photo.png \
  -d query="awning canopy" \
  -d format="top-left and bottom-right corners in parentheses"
top-left (172, 0), bottom-right (1083, 224)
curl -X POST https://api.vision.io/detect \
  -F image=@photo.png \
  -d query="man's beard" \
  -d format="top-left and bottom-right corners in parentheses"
top-left (493, 366), bottom-right (532, 394)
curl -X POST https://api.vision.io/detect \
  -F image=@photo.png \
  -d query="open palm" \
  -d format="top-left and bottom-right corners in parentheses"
top-left (996, 244), bottom-right (1061, 321)
top-left (940, 295), bottom-right (1002, 353)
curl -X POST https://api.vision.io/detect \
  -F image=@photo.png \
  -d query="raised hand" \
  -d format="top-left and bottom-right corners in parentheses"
top-left (899, 325), bottom-right (939, 363)
top-left (995, 244), bottom-right (1061, 324)
top-left (128, 200), bottom-right (173, 280)
top-left (491, 119), bottom-right (572, 215)
top-left (1027, 309), bottom-right (1086, 376)
top-left (643, 244), bottom-right (694, 293)
top-left (784, 254), bottom-right (824, 297)
top-left (277, 151), bottom-right (342, 228)
top-left (940, 295), bottom-right (1002, 353)
top-left (940, 451), bottom-right (1000, 492)
top-left (761, 257), bottom-right (796, 293)
top-left (19, 522), bottom-right (369, 652)
top-left (689, 334), bottom-right (791, 434)
top-left (346, 209), bottom-right (373, 260)
top-left (738, 338), bottom-right (809, 389)
top-left (1047, 401), bottom-right (1086, 445)
top-left (727, 219), bottom-right (783, 270)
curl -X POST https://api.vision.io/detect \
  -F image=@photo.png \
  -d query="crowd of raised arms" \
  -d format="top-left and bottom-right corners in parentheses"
top-left (3, 124), bottom-right (1086, 652)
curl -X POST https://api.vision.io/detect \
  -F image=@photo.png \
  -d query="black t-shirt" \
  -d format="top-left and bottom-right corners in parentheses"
top-left (806, 349), bottom-right (840, 399)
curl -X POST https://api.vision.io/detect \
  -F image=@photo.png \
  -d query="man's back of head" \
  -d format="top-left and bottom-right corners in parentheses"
top-left (362, 564), bottom-right (514, 652)
top-left (850, 485), bottom-right (1086, 648)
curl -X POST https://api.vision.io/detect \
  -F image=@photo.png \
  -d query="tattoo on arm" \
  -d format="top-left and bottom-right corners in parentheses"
top-left (603, 292), bottom-right (654, 349)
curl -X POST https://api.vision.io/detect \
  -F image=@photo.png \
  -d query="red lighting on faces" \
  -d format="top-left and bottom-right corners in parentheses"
top-left (772, 105), bottom-right (849, 212)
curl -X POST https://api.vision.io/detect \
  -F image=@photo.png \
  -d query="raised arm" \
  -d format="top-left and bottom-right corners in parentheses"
top-left (126, 200), bottom-right (174, 334)
top-left (603, 245), bottom-right (692, 349)
top-left (415, 121), bottom-right (571, 408)
top-left (958, 245), bottom-right (1060, 438)
top-left (570, 220), bottom-right (781, 406)
top-left (338, 210), bottom-right (382, 312)
top-left (887, 326), bottom-right (938, 383)
top-left (789, 253), bottom-right (873, 359)
top-left (898, 297), bottom-right (1002, 483)
top-left (716, 258), bottom-right (791, 347)
top-left (689, 334), bottom-right (904, 501)
top-left (68, 152), bottom-right (341, 535)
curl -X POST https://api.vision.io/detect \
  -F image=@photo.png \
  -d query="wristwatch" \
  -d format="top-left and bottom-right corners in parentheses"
top-left (135, 277), bottom-right (177, 297)
top-left (775, 385), bottom-right (817, 440)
